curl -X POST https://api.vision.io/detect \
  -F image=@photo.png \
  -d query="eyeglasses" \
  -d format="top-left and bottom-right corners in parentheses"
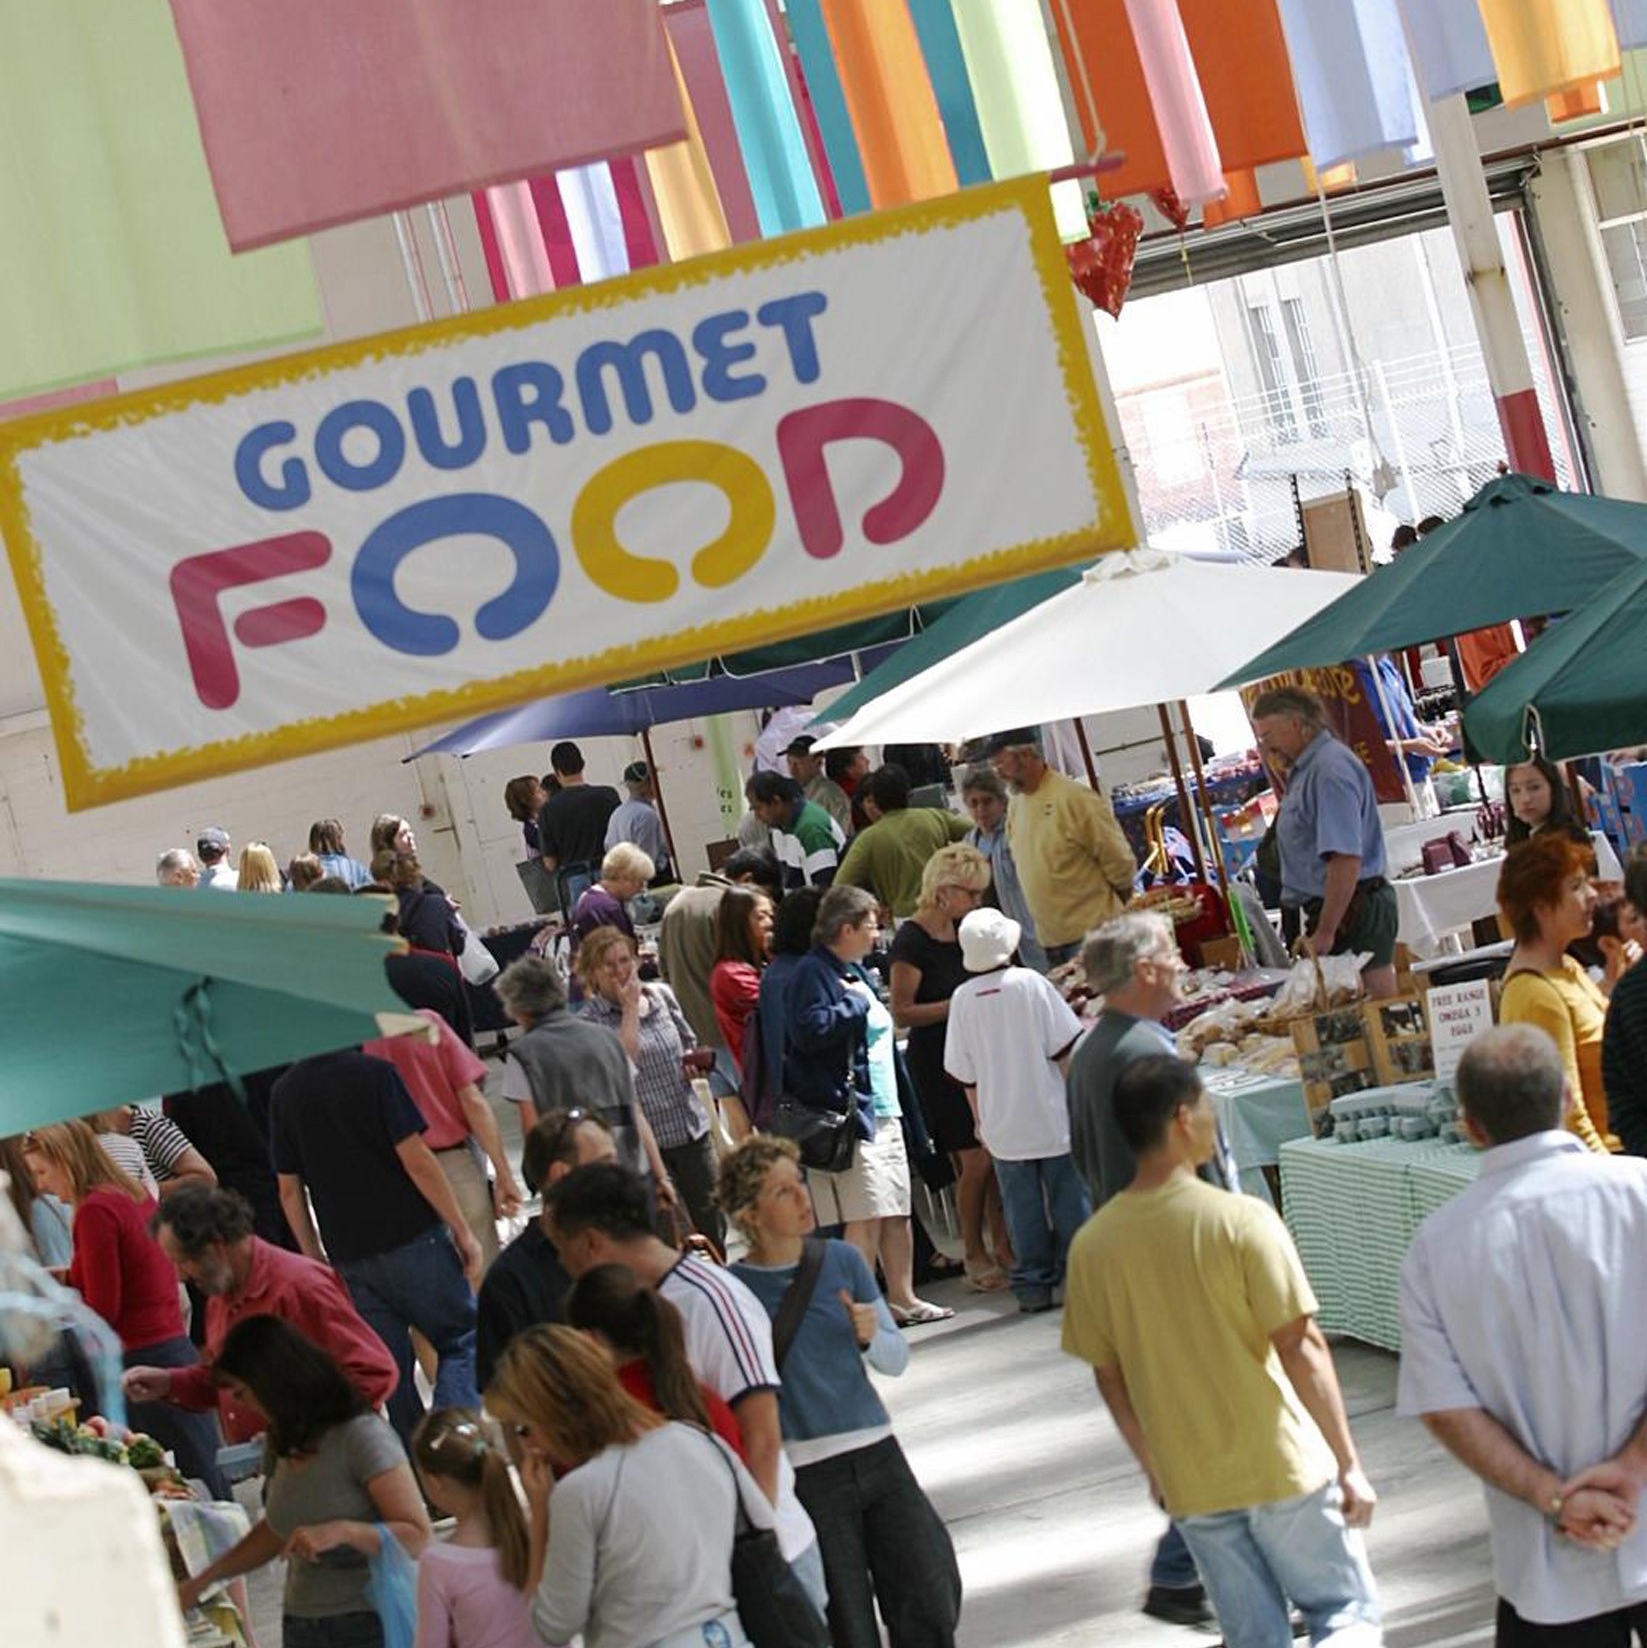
top-left (540, 1107), bottom-right (591, 1185)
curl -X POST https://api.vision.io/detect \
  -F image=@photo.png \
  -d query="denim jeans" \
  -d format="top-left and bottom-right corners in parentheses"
top-left (283, 1611), bottom-right (384, 1648)
top-left (1043, 941), bottom-right (1082, 968)
top-left (336, 1226), bottom-right (477, 1444)
top-left (1151, 1520), bottom-right (1201, 1591)
top-left (1177, 1481), bottom-right (1381, 1648)
top-left (992, 1154), bottom-right (1090, 1301)
top-left (794, 1437), bottom-right (962, 1648)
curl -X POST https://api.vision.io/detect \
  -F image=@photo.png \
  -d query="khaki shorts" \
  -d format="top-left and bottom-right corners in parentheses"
top-left (806, 1115), bottom-right (911, 1225)
top-left (436, 1145), bottom-right (498, 1265)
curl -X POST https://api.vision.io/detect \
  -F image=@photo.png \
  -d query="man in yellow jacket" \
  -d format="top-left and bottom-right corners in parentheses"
top-left (985, 728), bottom-right (1138, 967)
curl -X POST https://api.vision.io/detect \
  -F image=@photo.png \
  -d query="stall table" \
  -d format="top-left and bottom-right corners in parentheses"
top-left (1393, 831), bottom-right (1621, 957)
top-left (1202, 1065), bottom-right (1312, 1202)
top-left (1279, 1135), bottom-right (1479, 1351)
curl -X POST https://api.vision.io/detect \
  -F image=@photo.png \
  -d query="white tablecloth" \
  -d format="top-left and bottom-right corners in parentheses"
top-left (1393, 831), bottom-right (1622, 956)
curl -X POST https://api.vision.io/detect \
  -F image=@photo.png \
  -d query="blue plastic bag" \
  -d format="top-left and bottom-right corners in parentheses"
top-left (364, 1523), bottom-right (418, 1648)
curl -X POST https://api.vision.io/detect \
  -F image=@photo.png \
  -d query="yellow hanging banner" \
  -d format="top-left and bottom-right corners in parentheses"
top-left (1477, 0), bottom-right (1621, 107)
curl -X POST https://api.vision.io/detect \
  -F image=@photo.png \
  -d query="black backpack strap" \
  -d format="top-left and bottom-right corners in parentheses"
top-left (771, 1238), bottom-right (827, 1373)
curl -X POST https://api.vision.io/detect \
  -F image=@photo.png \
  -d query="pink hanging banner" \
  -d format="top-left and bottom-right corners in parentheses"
top-left (1121, 0), bottom-right (1225, 205)
top-left (611, 158), bottom-right (663, 270)
top-left (531, 180), bottom-right (585, 289)
top-left (664, 0), bottom-right (764, 243)
top-left (170, 0), bottom-right (687, 251)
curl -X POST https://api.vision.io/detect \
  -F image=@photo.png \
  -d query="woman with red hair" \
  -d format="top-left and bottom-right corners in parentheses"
top-left (1496, 835), bottom-right (1613, 1151)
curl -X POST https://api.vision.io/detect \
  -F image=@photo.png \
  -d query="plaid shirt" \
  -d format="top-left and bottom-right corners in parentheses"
top-left (579, 984), bottom-right (708, 1149)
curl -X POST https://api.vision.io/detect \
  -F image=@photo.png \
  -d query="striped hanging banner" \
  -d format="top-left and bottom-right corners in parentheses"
top-left (817, 0), bottom-right (958, 207)
top-left (644, 40), bottom-right (735, 259)
top-left (665, 1), bottom-right (763, 243)
top-left (785, 0), bottom-right (874, 214)
top-left (948, 0), bottom-right (1086, 236)
top-left (907, 0), bottom-right (994, 187)
top-left (703, 0), bottom-right (827, 233)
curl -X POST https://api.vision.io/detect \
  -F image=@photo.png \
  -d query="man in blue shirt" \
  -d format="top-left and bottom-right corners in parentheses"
top-left (1252, 686), bottom-right (1398, 998)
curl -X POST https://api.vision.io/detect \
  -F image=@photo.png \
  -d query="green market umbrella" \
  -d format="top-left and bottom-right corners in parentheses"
top-left (1217, 473), bottom-right (1647, 688)
top-left (1463, 558), bottom-right (1647, 763)
top-left (808, 566), bottom-right (1084, 726)
top-left (0, 879), bottom-right (412, 1135)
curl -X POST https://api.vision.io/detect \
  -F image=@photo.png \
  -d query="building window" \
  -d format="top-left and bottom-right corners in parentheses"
top-left (1246, 304), bottom-right (1297, 439)
top-left (1281, 298), bottom-right (1329, 437)
top-left (1588, 140), bottom-right (1647, 341)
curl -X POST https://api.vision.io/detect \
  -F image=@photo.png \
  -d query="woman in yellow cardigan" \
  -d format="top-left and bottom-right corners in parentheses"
top-left (1495, 833), bottom-right (1614, 1151)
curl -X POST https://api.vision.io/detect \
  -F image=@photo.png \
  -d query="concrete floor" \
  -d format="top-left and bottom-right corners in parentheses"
top-left (241, 1060), bottom-right (1503, 1647)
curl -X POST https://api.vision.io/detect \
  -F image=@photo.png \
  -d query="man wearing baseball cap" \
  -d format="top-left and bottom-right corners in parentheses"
top-left (196, 827), bottom-right (237, 890)
top-left (604, 760), bottom-right (672, 883)
top-left (784, 734), bottom-right (853, 835)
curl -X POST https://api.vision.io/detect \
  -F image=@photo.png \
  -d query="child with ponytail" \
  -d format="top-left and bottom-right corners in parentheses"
top-left (564, 1264), bottom-right (747, 1459)
top-left (411, 1409), bottom-right (538, 1648)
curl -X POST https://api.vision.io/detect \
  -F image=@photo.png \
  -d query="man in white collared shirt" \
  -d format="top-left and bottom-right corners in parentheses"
top-left (1399, 1024), bottom-right (1647, 1644)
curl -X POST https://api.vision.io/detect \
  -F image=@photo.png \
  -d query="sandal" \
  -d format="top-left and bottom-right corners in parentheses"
top-left (921, 1253), bottom-right (965, 1281)
top-left (891, 1300), bottom-right (956, 1327)
top-left (964, 1265), bottom-right (1009, 1293)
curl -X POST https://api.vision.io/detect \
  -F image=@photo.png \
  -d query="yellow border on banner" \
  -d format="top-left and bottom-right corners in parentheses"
top-left (0, 176), bottom-right (1133, 811)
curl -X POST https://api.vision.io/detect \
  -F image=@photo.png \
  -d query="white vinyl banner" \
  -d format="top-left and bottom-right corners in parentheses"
top-left (0, 178), bottom-right (1132, 809)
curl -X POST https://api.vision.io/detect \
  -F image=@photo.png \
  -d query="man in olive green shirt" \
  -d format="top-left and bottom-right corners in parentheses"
top-left (835, 764), bottom-right (969, 918)
top-left (985, 729), bottom-right (1137, 965)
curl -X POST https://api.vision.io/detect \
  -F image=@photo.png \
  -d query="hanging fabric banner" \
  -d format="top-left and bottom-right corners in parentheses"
top-left (0, 0), bottom-right (320, 401)
top-left (1047, 0), bottom-right (1303, 202)
top-left (1117, 0), bottom-right (1225, 205)
top-left (0, 177), bottom-right (1133, 811)
top-left (664, 1), bottom-right (764, 243)
top-left (1475, 0), bottom-right (1621, 107)
top-left (703, 0), bottom-right (828, 234)
top-left (1273, 0), bottom-right (1420, 168)
top-left (785, 0), bottom-right (875, 214)
top-left (559, 166), bottom-right (632, 284)
top-left (476, 184), bottom-right (557, 302)
top-left (169, 0), bottom-right (685, 251)
top-left (817, 0), bottom-right (959, 207)
top-left (1615, 0), bottom-right (1647, 51)
top-left (645, 43), bottom-right (736, 261)
top-left (949, 0), bottom-right (1086, 236)
top-left (1394, 0), bottom-right (1496, 102)
top-left (907, 0), bottom-right (994, 188)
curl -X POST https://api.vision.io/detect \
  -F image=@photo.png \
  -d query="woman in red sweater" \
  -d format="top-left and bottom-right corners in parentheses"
top-left (710, 885), bottom-right (774, 1074)
top-left (24, 1120), bottom-right (226, 1494)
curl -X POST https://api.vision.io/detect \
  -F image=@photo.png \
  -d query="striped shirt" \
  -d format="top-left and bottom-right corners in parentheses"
top-left (129, 1107), bottom-right (195, 1178)
top-left (658, 1254), bottom-right (817, 1564)
top-left (579, 985), bottom-right (708, 1150)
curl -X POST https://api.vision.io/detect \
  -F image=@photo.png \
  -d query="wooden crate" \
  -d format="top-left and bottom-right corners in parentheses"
top-left (1363, 993), bottom-right (1435, 1085)
top-left (1290, 1006), bottom-right (1378, 1135)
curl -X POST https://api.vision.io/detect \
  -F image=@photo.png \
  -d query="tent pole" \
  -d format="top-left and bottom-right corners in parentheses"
top-left (1179, 702), bottom-right (1233, 892)
top-left (640, 726), bottom-right (681, 879)
top-left (1157, 704), bottom-right (1208, 882)
top-left (1074, 718), bottom-right (1101, 790)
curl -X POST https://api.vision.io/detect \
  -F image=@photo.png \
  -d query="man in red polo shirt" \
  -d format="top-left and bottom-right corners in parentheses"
top-left (121, 1183), bottom-right (397, 1441)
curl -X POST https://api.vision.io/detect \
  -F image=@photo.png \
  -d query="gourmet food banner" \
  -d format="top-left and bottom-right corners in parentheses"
top-left (0, 178), bottom-right (1131, 810)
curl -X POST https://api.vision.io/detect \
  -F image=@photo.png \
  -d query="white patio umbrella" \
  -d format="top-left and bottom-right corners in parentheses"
top-left (811, 549), bottom-right (1363, 750)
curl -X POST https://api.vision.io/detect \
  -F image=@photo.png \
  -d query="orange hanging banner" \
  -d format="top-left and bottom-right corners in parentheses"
top-left (816, 0), bottom-right (957, 207)
top-left (1477, 0), bottom-right (1620, 107)
top-left (1048, 0), bottom-right (1302, 202)
top-left (1546, 82), bottom-right (1606, 124)
top-left (1201, 167), bottom-right (1262, 227)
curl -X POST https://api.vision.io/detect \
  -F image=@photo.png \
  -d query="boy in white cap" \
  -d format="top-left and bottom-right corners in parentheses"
top-left (944, 907), bottom-right (1090, 1313)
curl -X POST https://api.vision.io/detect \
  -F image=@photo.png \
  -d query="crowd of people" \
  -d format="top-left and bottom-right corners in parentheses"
top-left (8, 714), bottom-right (1647, 1648)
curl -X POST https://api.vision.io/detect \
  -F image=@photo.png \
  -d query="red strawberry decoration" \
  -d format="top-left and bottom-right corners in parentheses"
top-left (1065, 199), bottom-right (1145, 317)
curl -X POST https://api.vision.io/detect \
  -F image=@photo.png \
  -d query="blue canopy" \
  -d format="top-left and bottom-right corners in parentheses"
top-left (403, 655), bottom-right (898, 759)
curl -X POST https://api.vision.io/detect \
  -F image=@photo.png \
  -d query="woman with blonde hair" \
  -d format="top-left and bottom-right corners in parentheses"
top-left (577, 926), bottom-right (721, 1247)
top-left (22, 1120), bottom-right (226, 1491)
top-left (888, 845), bottom-right (1010, 1289)
top-left (237, 841), bottom-right (283, 893)
top-left (487, 1324), bottom-right (769, 1648)
top-left (571, 842), bottom-right (654, 956)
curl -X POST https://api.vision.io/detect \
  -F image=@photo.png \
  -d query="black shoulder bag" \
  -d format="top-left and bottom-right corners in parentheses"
top-left (770, 1238), bottom-right (827, 1374)
top-left (704, 1430), bottom-right (830, 1648)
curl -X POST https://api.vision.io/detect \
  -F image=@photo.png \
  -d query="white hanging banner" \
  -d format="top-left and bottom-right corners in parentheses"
top-left (0, 178), bottom-right (1132, 810)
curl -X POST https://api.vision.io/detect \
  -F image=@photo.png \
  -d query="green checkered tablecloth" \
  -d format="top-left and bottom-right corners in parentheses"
top-left (1278, 1137), bottom-right (1481, 1352)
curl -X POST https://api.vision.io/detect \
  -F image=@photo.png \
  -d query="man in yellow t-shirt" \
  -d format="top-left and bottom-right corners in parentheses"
top-left (1062, 1055), bottom-right (1382, 1646)
top-left (984, 730), bottom-right (1137, 965)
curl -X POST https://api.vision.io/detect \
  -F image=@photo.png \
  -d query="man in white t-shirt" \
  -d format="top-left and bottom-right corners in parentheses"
top-left (543, 1163), bottom-right (828, 1617)
top-left (945, 907), bottom-right (1089, 1315)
